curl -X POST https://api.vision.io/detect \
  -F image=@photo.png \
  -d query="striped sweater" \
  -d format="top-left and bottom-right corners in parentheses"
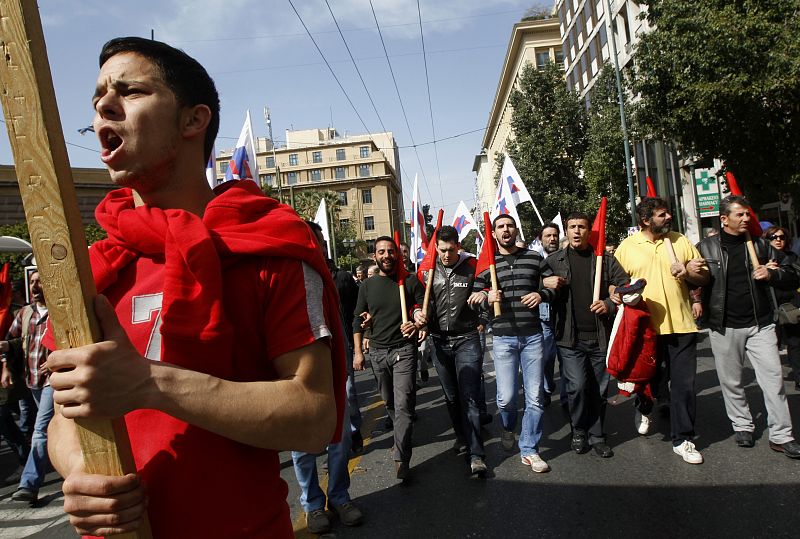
top-left (473, 248), bottom-right (553, 336)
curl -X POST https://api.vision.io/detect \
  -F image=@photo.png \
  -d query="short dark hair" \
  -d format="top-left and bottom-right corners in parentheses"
top-left (719, 195), bottom-right (751, 216)
top-left (636, 197), bottom-right (669, 227)
top-left (437, 225), bottom-right (459, 244)
top-left (305, 220), bottom-right (323, 234)
top-left (540, 222), bottom-right (560, 235)
top-left (355, 264), bottom-right (366, 273)
top-left (375, 235), bottom-right (396, 248)
top-left (564, 212), bottom-right (590, 226)
top-left (99, 37), bottom-right (220, 163)
top-left (492, 214), bottom-right (517, 230)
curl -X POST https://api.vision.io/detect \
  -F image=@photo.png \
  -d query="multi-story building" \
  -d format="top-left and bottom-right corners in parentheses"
top-left (215, 128), bottom-right (403, 254)
top-left (473, 16), bottom-right (562, 214)
top-left (0, 165), bottom-right (114, 226)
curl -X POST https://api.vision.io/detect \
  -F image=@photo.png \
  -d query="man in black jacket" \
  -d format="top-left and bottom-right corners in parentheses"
top-left (353, 236), bottom-right (426, 480)
top-left (544, 213), bottom-right (628, 458)
top-left (420, 226), bottom-right (487, 476)
top-left (697, 196), bottom-right (800, 458)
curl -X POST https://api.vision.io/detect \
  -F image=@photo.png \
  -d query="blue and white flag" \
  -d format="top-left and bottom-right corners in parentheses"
top-left (450, 200), bottom-right (480, 243)
top-left (500, 154), bottom-right (543, 226)
top-left (409, 174), bottom-right (428, 266)
top-left (490, 169), bottom-right (526, 241)
top-left (224, 110), bottom-right (259, 183)
top-left (206, 144), bottom-right (217, 188)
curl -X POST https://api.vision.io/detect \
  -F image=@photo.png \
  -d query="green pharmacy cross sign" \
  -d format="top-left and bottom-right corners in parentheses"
top-left (695, 170), bottom-right (720, 218)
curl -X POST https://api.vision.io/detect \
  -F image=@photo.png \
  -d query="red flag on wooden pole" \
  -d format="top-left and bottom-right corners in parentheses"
top-left (477, 212), bottom-right (501, 316)
top-left (725, 171), bottom-right (763, 238)
top-left (394, 230), bottom-right (409, 323)
top-left (590, 198), bottom-right (607, 301)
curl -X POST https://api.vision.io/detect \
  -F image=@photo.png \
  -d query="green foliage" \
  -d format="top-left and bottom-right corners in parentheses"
top-left (292, 190), bottom-right (363, 260)
top-left (633, 0), bottom-right (800, 207)
top-left (583, 64), bottom-right (634, 244)
top-left (506, 62), bottom-right (589, 238)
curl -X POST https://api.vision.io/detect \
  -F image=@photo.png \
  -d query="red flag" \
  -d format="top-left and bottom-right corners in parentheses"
top-left (476, 212), bottom-right (498, 276)
top-left (393, 230), bottom-right (409, 284)
top-left (416, 209), bottom-right (445, 282)
top-left (0, 263), bottom-right (12, 337)
top-left (645, 176), bottom-right (657, 197)
top-left (725, 171), bottom-right (763, 238)
top-left (589, 197), bottom-right (608, 257)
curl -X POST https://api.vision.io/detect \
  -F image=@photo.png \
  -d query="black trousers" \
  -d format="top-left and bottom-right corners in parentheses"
top-left (558, 339), bottom-right (609, 445)
top-left (636, 332), bottom-right (698, 445)
top-left (371, 342), bottom-right (417, 463)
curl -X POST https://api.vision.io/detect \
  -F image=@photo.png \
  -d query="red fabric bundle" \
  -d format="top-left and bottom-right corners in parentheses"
top-left (606, 301), bottom-right (657, 396)
top-left (0, 263), bottom-right (12, 337)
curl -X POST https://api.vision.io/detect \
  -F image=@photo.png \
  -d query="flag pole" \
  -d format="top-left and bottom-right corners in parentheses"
top-left (482, 212), bottom-right (502, 317)
top-left (592, 198), bottom-right (608, 302)
top-left (394, 231), bottom-right (409, 324)
top-left (421, 209), bottom-right (444, 319)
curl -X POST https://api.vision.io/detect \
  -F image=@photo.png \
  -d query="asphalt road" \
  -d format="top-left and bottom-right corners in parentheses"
top-left (2, 331), bottom-right (800, 538)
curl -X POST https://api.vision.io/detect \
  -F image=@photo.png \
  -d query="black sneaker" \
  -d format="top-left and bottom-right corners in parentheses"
top-left (592, 442), bottom-right (614, 458)
top-left (351, 431), bottom-right (364, 454)
top-left (305, 509), bottom-right (331, 534)
top-left (11, 488), bottom-right (37, 503)
top-left (735, 431), bottom-right (755, 448)
top-left (470, 456), bottom-right (487, 477)
top-left (571, 433), bottom-right (589, 454)
top-left (770, 440), bottom-right (800, 459)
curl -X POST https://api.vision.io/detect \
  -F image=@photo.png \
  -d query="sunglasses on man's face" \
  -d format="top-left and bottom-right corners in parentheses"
top-left (769, 235), bottom-right (786, 241)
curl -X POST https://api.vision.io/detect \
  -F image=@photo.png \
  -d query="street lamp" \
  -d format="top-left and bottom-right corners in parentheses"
top-left (341, 238), bottom-right (356, 270)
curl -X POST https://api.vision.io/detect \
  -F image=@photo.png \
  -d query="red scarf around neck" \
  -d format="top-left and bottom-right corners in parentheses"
top-left (90, 179), bottom-right (346, 441)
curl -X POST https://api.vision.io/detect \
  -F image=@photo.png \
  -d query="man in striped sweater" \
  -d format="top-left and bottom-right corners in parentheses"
top-left (471, 214), bottom-right (554, 473)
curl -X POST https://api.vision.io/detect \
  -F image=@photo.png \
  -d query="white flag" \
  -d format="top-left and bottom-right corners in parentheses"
top-left (552, 212), bottom-right (565, 240)
top-left (450, 201), bottom-right (480, 242)
top-left (224, 110), bottom-right (259, 183)
top-left (500, 154), bottom-right (544, 225)
top-left (490, 172), bottom-right (526, 242)
top-left (314, 197), bottom-right (332, 259)
top-left (409, 174), bottom-right (428, 266)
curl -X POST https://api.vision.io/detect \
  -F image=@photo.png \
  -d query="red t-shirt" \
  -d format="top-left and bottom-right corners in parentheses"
top-left (101, 253), bottom-right (330, 538)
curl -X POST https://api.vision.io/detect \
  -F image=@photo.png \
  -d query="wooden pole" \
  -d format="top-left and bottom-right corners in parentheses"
top-left (592, 256), bottom-right (603, 303)
top-left (0, 2), bottom-right (151, 537)
top-left (489, 264), bottom-right (502, 316)
top-left (744, 232), bottom-right (760, 269)
top-left (399, 286), bottom-right (409, 324)
top-left (664, 236), bottom-right (679, 265)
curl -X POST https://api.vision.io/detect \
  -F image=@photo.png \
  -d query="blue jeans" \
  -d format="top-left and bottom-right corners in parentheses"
top-left (20, 385), bottom-right (54, 492)
top-left (17, 390), bottom-right (35, 437)
top-left (291, 406), bottom-right (353, 512)
top-left (344, 338), bottom-right (362, 434)
top-left (492, 333), bottom-right (545, 456)
top-left (0, 402), bottom-right (29, 465)
top-left (542, 321), bottom-right (568, 404)
top-left (432, 333), bottom-right (485, 459)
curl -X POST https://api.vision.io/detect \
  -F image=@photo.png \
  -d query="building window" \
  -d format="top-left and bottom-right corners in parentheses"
top-left (266, 156), bottom-right (275, 168)
top-left (289, 153), bottom-right (298, 166)
top-left (261, 174), bottom-right (274, 186)
top-left (364, 216), bottom-right (375, 231)
top-left (359, 146), bottom-right (370, 158)
top-left (340, 218), bottom-right (349, 228)
top-left (312, 151), bottom-right (322, 163)
top-left (310, 169), bottom-right (322, 182)
top-left (336, 148), bottom-right (346, 161)
top-left (359, 164), bottom-right (371, 177)
top-left (556, 49), bottom-right (565, 70)
top-left (366, 239), bottom-right (376, 253)
top-left (338, 191), bottom-right (348, 206)
top-left (335, 166), bottom-right (346, 179)
top-left (362, 188), bottom-right (373, 204)
top-left (536, 51), bottom-right (550, 70)
top-left (286, 171), bottom-right (297, 185)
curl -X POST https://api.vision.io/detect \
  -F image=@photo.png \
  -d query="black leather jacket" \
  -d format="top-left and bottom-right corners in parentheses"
top-left (696, 235), bottom-right (798, 332)
top-left (422, 253), bottom-right (481, 337)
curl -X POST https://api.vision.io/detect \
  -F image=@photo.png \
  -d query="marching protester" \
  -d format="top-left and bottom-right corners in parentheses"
top-left (1, 271), bottom-right (52, 503)
top-left (471, 214), bottom-right (553, 473)
top-left (45, 38), bottom-right (344, 537)
top-left (291, 222), bottom-right (364, 534)
top-left (544, 213), bottom-right (628, 457)
top-left (538, 222), bottom-right (567, 407)
top-left (420, 225), bottom-right (487, 476)
top-left (353, 236), bottom-right (426, 481)
top-left (765, 225), bottom-right (800, 391)
top-left (697, 197), bottom-right (800, 457)
top-left (615, 197), bottom-right (710, 464)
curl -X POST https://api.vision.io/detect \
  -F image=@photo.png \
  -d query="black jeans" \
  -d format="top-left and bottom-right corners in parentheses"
top-left (780, 323), bottom-right (800, 384)
top-left (558, 339), bottom-right (609, 444)
top-left (432, 333), bottom-right (485, 459)
top-left (636, 333), bottom-right (698, 445)
top-left (371, 342), bottom-right (418, 463)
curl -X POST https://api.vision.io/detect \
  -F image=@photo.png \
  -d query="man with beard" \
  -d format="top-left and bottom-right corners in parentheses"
top-left (544, 214), bottom-right (628, 457)
top-left (353, 236), bottom-right (426, 480)
top-left (1, 271), bottom-right (51, 503)
top-left (615, 197), bottom-right (709, 464)
top-left (471, 215), bottom-right (553, 473)
top-left (697, 196), bottom-right (800, 458)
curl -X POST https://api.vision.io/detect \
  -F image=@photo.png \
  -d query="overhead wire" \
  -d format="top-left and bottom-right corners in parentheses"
top-left (416, 0), bottom-right (445, 209)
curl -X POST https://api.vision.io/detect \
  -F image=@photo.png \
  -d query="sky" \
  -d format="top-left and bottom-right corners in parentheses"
top-left (0, 0), bottom-right (541, 222)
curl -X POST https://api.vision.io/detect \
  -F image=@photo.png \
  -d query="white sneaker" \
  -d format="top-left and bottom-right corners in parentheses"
top-left (673, 440), bottom-right (704, 464)
top-left (634, 410), bottom-right (652, 435)
top-left (521, 453), bottom-right (550, 473)
top-left (501, 430), bottom-right (516, 451)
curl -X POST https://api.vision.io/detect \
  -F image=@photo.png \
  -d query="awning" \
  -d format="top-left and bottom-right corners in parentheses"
top-left (0, 236), bottom-right (33, 252)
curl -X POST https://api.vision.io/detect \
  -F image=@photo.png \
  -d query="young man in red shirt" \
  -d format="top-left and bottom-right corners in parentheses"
top-left (45, 37), bottom-right (343, 538)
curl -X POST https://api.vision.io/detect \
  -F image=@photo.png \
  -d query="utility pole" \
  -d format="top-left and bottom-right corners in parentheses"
top-left (264, 107), bottom-right (282, 201)
top-left (606, 0), bottom-right (637, 227)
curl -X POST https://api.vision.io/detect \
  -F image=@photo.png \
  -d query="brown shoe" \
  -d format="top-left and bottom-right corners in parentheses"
top-left (395, 461), bottom-right (410, 480)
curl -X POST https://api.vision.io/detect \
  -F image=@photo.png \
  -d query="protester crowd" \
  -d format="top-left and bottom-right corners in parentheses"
top-left (1, 36), bottom-right (798, 538)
